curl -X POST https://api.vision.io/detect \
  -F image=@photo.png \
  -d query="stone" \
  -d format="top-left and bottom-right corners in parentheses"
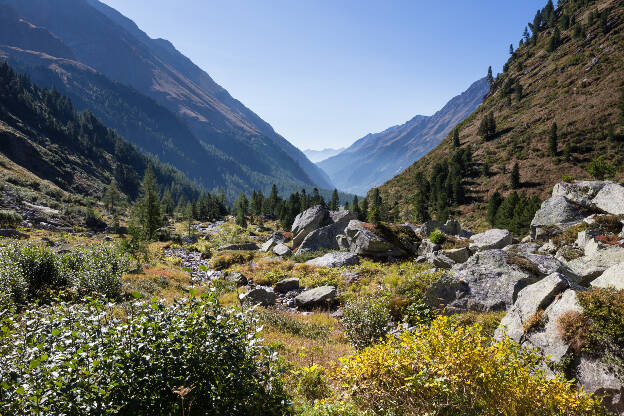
top-left (298, 222), bottom-right (347, 253)
top-left (344, 220), bottom-right (406, 258)
top-left (424, 250), bottom-right (539, 313)
top-left (591, 263), bottom-right (624, 290)
top-left (272, 243), bottom-right (292, 256)
top-left (576, 357), bottom-right (624, 415)
top-left (329, 210), bottom-right (358, 224)
top-left (419, 218), bottom-right (470, 238)
top-left (239, 286), bottom-right (277, 306)
top-left (261, 237), bottom-right (279, 253)
top-left (274, 278), bottom-right (300, 293)
top-left (537, 240), bottom-right (557, 255)
top-left (292, 205), bottom-right (331, 247)
top-left (469, 229), bottom-right (512, 251)
top-left (530, 196), bottom-right (587, 240)
top-left (427, 253), bottom-right (455, 269)
top-left (306, 251), bottom-right (360, 268)
top-left (505, 242), bottom-right (540, 256)
top-left (592, 183), bottom-right (624, 215)
top-left (442, 247), bottom-right (471, 264)
top-left (218, 243), bottom-right (259, 251)
top-left (225, 272), bottom-right (248, 286)
top-left (295, 286), bottom-right (337, 309)
top-left (495, 272), bottom-right (573, 342)
top-left (336, 234), bottom-right (350, 250)
top-left (0, 229), bottom-right (29, 239)
top-left (418, 240), bottom-right (441, 256)
top-left (551, 180), bottom-right (608, 208)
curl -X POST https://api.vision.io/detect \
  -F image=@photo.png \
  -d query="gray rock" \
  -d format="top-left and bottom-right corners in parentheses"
top-left (0, 229), bottom-right (29, 239)
top-left (295, 285), bottom-right (337, 309)
top-left (427, 253), bottom-right (455, 269)
top-left (537, 240), bottom-right (557, 255)
top-left (341, 270), bottom-right (359, 284)
top-left (218, 243), bottom-right (259, 251)
top-left (469, 229), bottom-right (512, 251)
top-left (306, 252), bottom-right (360, 268)
top-left (530, 196), bottom-right (587, 240)
top-left (420, 218), bottom-right (471, 238)
top-left (442, 247), bottom-right (471, 263)
top-left (298, 222), bottom-right (348, 253)
top-left (329, 210), bottom-right (358, 224)
top-left (523, 253), bottom-right (572, 276)
top-left (505, 242), bottom-right (540, 256)
top-left (591, 263), bottom-right (624, 290)
top-left (552, 180), bottom-right (608, 208)
top-left (576, 357), bottom-right (624, 415)
top-left (273, 243), bottom-right (292, 256)
top-left (592, 183), bottom-right (624, 215)
top-left (225, 272), bottom-right (248, 286)
top-left (261, 237), bottom-right (278, 253)
top-left (292, 205), bottom-right (330, 247)
top-left (345, 220), bottom-right (406, 258)
top-left (495, 272), bottom-right (574, 342)
top-left (424, 250), bottom-right (539, 313)
top-left (274, 278), bottom-right (300, 293)
top-left (239, 286), bottom-right (277, 306)
top-left (418, 239), bottom-right (441, 256)
top-left (336, 234), bottom-right (350, 250)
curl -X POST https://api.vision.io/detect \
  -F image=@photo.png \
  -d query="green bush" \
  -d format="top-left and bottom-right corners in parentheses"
top-left (587, 156), bottom-right (616, 180)
top-left (429, 229), bottom-right (446, 244)
top-left (0, 296), bottom-right (289, 415)
top-left (295, 364), bottom-right (329, 401)
top-left (342, 296), bottom-right (391, 350)
top-left (0, 210), bottom-right (22, 228)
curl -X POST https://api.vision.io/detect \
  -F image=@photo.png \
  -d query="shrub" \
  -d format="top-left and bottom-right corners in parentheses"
top-left (342, 296), bottom-right (391, 350)
top-left (0, 296), bottom-right (289, 415)
top-left (335, 316), bottom-right (607, 416)
top-left (523, 310), bottom-right (547, 333)
top-left (294, 364), bottom-right (329, 401)
top-left (428, 229), bottom-right (446, 244)
top-left (578, 288), bottom-right (624, 347)
top-left (212, 252), bottom-right (254, 270)
top-left (259, 309), bottom-right (330, 340)
top-left (587, 156), bottom-right (616, 180)
top-left (556, 310), bottom-right (591, 354)
top-left (403, 301), bottom-right (435, 326)
top-left (0, 210), bottom-right (22, 228)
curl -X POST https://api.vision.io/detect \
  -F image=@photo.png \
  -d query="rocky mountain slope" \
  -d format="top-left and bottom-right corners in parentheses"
top-left (318, 77), bottom-right (489, 195)
top-left (377, 0), bottom-right (624, 228)
top-left (0, 0), bottom-right (332, 198)
top-left (303, 148), bottom-right (345, 163)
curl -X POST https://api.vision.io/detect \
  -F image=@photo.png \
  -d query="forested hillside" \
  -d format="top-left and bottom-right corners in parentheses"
top-left (377, 0), bottom-right (624, 230)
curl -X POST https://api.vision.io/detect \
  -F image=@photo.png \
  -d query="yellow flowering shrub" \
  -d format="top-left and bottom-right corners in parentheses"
top-left (335, 316), bottom-right (607, 416)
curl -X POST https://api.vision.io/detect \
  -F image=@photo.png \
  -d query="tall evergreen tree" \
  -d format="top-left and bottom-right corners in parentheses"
top-left (523, 26), bottom-right (531, 41)
top-left (184, 202), bottom-right (194, 238)
top-left (160, 188), bottom-right (174, 216)
top-left (352, 195), bottom-right (361, 219)
top-left (509, 44), bottom-right (514, 55)
top-left (549, 122), bottom-right (558, 156)
top-left (103, 179), bottom-right (121, 215)
top-left (136, 165), bottom-right (162, 240)
top-left (234, 193), bottom-right (249, 228)
top-left (452, 128), bottom-right (460, 147)
top-left (510, 163), bottom-right (521, 189)
top-left (487, 66), bottom-right (494, 86)
top-left (547, 27), bottom-right (561, 52)
top-left (329, 189), bottom-right (340, 211)
top-left (486, 191), bottom-right (503, 226)
top-left (360, 198), bottom-right (369, 221)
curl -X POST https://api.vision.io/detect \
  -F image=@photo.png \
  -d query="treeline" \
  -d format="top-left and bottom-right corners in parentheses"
top-left (0, 61), bottom-right (201, 203)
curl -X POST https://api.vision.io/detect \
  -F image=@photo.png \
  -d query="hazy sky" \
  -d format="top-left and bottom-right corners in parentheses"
top-left (100, 0), bottom-right (546, 150)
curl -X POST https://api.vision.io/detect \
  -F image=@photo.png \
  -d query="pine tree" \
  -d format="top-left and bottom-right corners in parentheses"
top-left (360, 198), bottom-right (369, 221)
top-left (103, 179), bottom-right (121, 215)
top-left (486, 191), bottom-right (503, 226)
top-left (329, 188), bottom-right (339, 211)
top-left (509, 44), bottom-right (514, 55)
top-left (487, 66), bottom-right (494, 86)
top-left (234, 192), bottom-right (249, 228)
top-left (510, 163), bottom-right (520, 189)
top-left (523, 26), bottom-right (530, 42)
top-left (547, 27), bottom-right (561, 52)
top-left (160, 188), bottom-right (174, 216)
top-left (600, 9), bottom-right (609, 34)
top-left (352, 195), bottom-right (361, 219)
top-left (549, 122), bottom-right (558, 156)
top-left (452, 128), bottom-right (460, 147)
top-left (413, 192), bottom-right (429, 223)
top-left (184, 202), bottom-right (194, 238)
top-left (137, 165), bottom-right (162, 240)
top-left (481, 161), bottom-right (490, 178)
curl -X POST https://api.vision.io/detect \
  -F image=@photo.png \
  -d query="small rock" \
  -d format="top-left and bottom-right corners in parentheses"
top-left (273, 243), bottom-right (292, 256)
top-left (469, 229), bottom-right (512, 251)
top-left (274, 278), bottom-right (300, 293)
top-left (239, 286), bottom-right (277, 306)
top-left (442, 247), bottom-right (471, 263)
top-left (305, 252), bottom-right (359, 268)
top-left (295, 285), bottom-right (337, 309)
top-left (225, 272), bottom-right (248, 286)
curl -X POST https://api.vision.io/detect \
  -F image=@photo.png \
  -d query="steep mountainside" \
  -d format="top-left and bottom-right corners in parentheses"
top-left (318, 78), bottom-right (489, 195)
top-left (0, 61), bottom-right (200, 203)
top-left (378, 0), bottom-right (624, 230)
top-left (0, 0), bottom-right (332, 198)
top-left (303, 148), bottom-right (345, 163)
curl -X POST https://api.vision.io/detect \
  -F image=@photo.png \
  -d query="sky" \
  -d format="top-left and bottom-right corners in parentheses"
top-left (99, 0), bottom-right (546, 150)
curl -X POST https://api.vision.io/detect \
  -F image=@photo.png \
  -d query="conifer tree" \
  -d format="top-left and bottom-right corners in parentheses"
top-left (184, 202), bottom-right (194, 238)
top-left (103, 179), bottom-right (121, 215)
top-left (510, 163), bottom-right (520, 189)
top-left (487, 66), bottom-right (494, 86)
top-left (509, 44), bottom-right (514, 55)
top-left (329, 189), bottom-right (340, 211)
top-left (136, 165), bottom-right (162, 240)
top-left (549, 122), bottom-right (558, 156)
top-left (486, 191), bottom-right (503, 226)
top-left (352, 195), bottom-right (361, 218)
top-left (360, 198), bottom-right (369, 221)
top-left (452, 128), bottom-right (460, 147)
top-left (547, 27), bottom-right (561, 52)
top-left (160, 188), bottom-right (174, 216)
top-left (234, 193), bottom-right (248, 228)
top-left (523, 26), bottom-right (530, 42)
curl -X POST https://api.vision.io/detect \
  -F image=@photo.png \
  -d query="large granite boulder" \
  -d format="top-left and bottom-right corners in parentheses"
top-left (261, 232), bottom-right (287, 252)
top-left (552, 180), bottom-right (609, 208)
top-left (419, 218), bottom-right (472, 238)
top-left (305, 251), bottom-right (360, 268)
top-left (442, 247), bottom-right (471, 264)
top-left (329, 210), bottom-right (358, 224)
top-left (273, 243), bottom-right (292, 256)
top-left (530, 196), bottom-right (587, 240)
top-left (295, 286), bottom-right (337, 309)
top-left (424, 250), bottom-right (540, 313)
top-left (345, 221), bottom-right (407, 258)
top-left (591, 263), bottom-right (624, 290)
top-left (592, 183), bottom-right (624, 215)
top-left (239, 286), bottom-right (277, 306)
top-left (292, 205), bottom-right (331, 247)
top-left (298, 222), bottom-right (347, 253)
top-left (469, 229), bottom-right (513, 251)
top-left (567, 239), bottom-right (624, 283)
top-left (576, 358), bottom-right (624, 415)
top-left (274, 277), bottom-right (300, 293)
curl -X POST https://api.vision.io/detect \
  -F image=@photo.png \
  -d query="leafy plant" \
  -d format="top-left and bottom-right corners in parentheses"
top-left (294, 364), bottom-right (329, 401)
top-left (342, 296), bottom-right (391, 350)
top-left (0, 210), bottom-right (22, 228)
top-left (428, 229), bottom-right (446, 244)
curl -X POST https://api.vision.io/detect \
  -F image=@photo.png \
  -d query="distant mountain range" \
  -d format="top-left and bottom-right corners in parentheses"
top-left (317, 78), bottom-right (489, 195)
top-left (303, 148), bottom-right (345, 163)
top-left (0, 0), bottom-right (332, 199)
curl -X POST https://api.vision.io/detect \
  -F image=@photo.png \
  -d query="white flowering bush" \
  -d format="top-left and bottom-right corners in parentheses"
top-left (0, 296), bottom-right (289, 415)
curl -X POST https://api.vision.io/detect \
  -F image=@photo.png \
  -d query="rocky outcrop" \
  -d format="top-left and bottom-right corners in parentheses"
top-left (344, 221), bottom-right (408, 258)
top-left (469, 229), bottom-right (513, 251)
top-left (530, 196), bottom-right (587, 240)
top-left (592, 183), bottom-right (624, 215)
top-left (591, 263), bottom-right (624, 290)
top-left (305, 252), bottom-right (360, 268)
top-left (298, 222), bottom-right (347, 253)
top-left (418, 218), bottom-right (472, 238)
top-left (291, 205), bottom-right (331, 247)
top-left (295, 286), bottom-right (337, 309)
top-left (261, 231), bottom-right (288, 252)
top-left (552, 181), bottom-right (608, 207)
top-left (425, 250), bottom-right (540, 313)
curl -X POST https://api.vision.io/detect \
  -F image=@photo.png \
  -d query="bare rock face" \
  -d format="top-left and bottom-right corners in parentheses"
top-left (298, 222), bottom-right (348, 253)
top-left (305, 252), bottom-right (359, 268)
top-left (592, 183), bottom-right (624, 215)
top-left (344, 221), bottom-right (407, 258)
top-left (469, 229), bottom-right (513, 251)
top-left (591, 263), bottom-right (624, 290)
top-left (291, 205), bottom-right (331, 247)
top-left (552, 180), bottom-right (609, 207)
top-left (530, 196), bottom-right (587, 240)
